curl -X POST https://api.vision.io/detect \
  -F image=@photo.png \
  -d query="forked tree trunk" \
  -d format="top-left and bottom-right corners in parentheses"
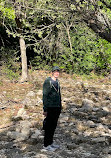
top-left (19, 36), bottom-right (28, 82)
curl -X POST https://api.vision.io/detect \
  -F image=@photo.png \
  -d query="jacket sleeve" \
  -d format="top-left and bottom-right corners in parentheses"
top-left (59, 87), bottom-right (62, 109)
top-left (43, 79), bottom-right (51, 112)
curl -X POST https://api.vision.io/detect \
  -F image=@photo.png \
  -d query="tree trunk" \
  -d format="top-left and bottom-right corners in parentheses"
top-left (66, 26), bottom-right (72, 54)
top-left (15, 17), bottom-right (28, 82)
top-left (19, 36), bottom-right (28, 82)
top-left (63, 22), bottom-right (73, 53)
top-left (83, 15), bottom-right (111, 43)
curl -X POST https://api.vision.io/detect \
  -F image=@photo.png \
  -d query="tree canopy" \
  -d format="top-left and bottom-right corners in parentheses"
top-left (0, 0), bottom-right (111, 78)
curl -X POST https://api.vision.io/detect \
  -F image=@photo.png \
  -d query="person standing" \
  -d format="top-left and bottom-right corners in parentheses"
top-left (42, 66), bottom-right (62, 152)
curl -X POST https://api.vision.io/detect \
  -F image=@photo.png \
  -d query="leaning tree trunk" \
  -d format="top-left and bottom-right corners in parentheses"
top-left (19, 36), bottom-right (28, 82)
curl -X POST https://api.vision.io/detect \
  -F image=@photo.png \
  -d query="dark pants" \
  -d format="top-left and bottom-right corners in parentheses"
top-left (44, 107), bottom-right (61, 147)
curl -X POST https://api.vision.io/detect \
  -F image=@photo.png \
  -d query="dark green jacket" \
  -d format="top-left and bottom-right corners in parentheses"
top-left (43, 77), bottom-right (62, 112)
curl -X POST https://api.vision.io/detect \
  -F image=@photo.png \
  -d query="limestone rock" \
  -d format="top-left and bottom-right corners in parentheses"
top-left (35, 154), bottom-right (48, 158)
top-left (82, 99), bottom-right (94, 112)
top-left (59, 115), bottom-right (69, 123)
top-left (7, 131), bottom-right (28, 141)
top-left (31, 129), bottom-right (42, 139)
top-left (26, 91), bottom-right (36, 97)
top-left (16, 108), bottom-right (28, 120)
top-left (37, 90), bottom-right (42, 96)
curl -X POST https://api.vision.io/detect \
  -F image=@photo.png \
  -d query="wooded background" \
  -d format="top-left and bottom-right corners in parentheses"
top-left (0, 0), bottom-right (111, 81)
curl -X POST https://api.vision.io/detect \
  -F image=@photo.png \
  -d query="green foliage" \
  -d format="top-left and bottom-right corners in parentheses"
top-left (53, 23), bottom-right (95, 74)
top-left (94, 39), bottom-right (111, 75)
top-left (97, 0), bottom-right (111, 20)
top-left (29, 21), bottom-right (111, 75)
top-left (0, 0), bottom-right (111, 77)
top-left (0, 47), bottom-right (20, 80)
top-left (2, 67), bottom-right (19, 80)
top-left (0, 0), bottom-right (15, 20)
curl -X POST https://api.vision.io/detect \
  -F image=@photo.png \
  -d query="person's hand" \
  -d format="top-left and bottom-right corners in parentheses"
top-left (43, 111), bottom-right (47, 117)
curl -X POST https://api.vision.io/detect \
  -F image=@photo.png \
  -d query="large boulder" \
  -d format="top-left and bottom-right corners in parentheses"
top-left (7, 131), bottom-right (28, 141)
top-left (81, 99), bottom-right (94, 112)
top-left (7, 120), bottom-right (33, 141)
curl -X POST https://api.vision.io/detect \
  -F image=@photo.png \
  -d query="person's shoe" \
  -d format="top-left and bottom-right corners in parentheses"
top-left (51, 143), bottom-right (60, 149)
top-left (41, 145), bottom-right (56, 152)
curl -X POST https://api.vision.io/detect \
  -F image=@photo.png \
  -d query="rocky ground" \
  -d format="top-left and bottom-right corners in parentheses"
top-left (0, 70), bottom-right (111, 158)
